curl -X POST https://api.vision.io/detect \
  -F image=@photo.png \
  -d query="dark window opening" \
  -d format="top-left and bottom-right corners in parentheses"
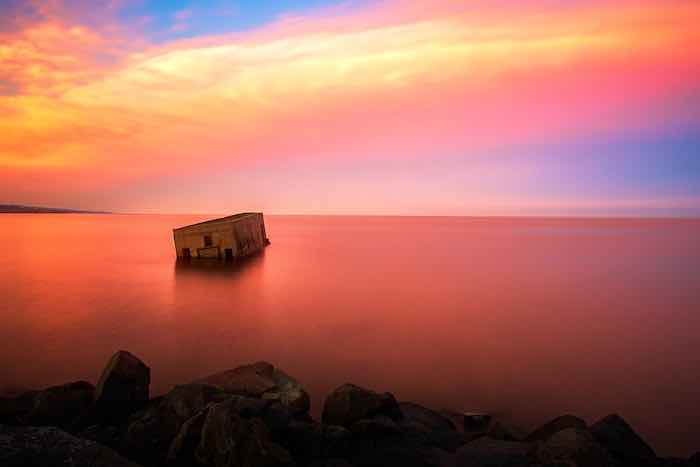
top-left (224, 248), bottom-right (233, 261)
top-left (203, 235), bottom-right (213, 247)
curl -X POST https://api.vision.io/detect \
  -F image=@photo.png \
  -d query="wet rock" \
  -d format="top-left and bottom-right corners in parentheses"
top-left (535, 428), bottom-right (616, 467)
top-left (0, 424), bottom-right (141, 467)
top-left (194, 361), bottom-right (310, 413)
top-left (590, 414), bottom-right (656, 466)
top-left (195, 398), bottom-right (294, 467)
top-left (454, 436), bottom-right (531, 467)
top-left (322, 384), bottom-right (402, 427)
top-left (95, 350), bottom-right (150, 417)
top-left (525, 415), bottom-right (587, 443)
top-left (24, 381), bottom-right (94, 428)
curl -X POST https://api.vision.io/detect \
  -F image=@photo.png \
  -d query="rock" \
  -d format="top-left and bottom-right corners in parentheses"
top-left (194, 361), bottom-right (310, 413)
top-left (454, 436), bottom-right (531, 467)
top-left (590, 414), bottom-right (656, 466)
top-left (278, 420), bottom-right (352, 463)
top-left (400, 402), bottom-right (456, 433)
top-left (663, 458), bottom-right (693, 467)
top-left (126, 384), bottom-right (228, 466)
top-left (195, 398), bottom-right (294, 467)
top-left (0, 390), bottom-right (39, 424)
top-left (535, 428), bottom-right (616, 467)
top-left (95, 350), bottom-right (150, 416)
top-left (166, 407), bottom-right (210, 466)
top-left (398, 403), bottom-right (465, 452)
top-left (352, 415), bottom-right (403, 438)
top-left (690, 452), bottom-right (700, 466)
top-left (354, 445), bottom-right (451, 467)
top-left (525, 415), bottom-right (587, 443)
top-left (322, 384), bottom-right (402, 427)
top-left (0, 424), bottom-right (141, 467)
top-left (462, 413), bottom-right (493, 433)
top-left (24, 381), bottom-right (94, 428)
top-left (308, 460), bottom-right (355, 467)
top-left (488, 421), bottom-right (525, 442)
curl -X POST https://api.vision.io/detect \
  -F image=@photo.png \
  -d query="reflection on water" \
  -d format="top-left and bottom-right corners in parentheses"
top-left (0, 214), bottom-right (699, 456)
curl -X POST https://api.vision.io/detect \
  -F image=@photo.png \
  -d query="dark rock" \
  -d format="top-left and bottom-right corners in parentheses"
top-left (353, 444), bottom-right (451, 467)
top-left (525, 415), bottom-right (587, 443)
top-left (535, 428), bottom-right (616, 467)
top-left (590, 414), bottom-right (656, 466)
top-left (462, 412), bottom-right (493, 433)
top-left (454, 436), bottom-right (531, 467)
top-left (125, 384), bottom-right (228, 466)
top-left (400, 402), bottom-right (456, 432)
top-left (24, 381), bottom-right (94, 428)
top-left (488, 421), bottom-right (525, 442)
top-left (308, 460), bottom-right (355, 467)
top-left (194, 361), bottom-right (310, 413)
top-left (0, 424), bottom-right (141, 467)
top-left (277, 420), bottom-right (352, 463)
top-left (0, 390), bottom-right (39, 424)
top-left (663, 458), bottom-right (693, 467)
top-left (195, 398), bottom-right (294, 467)
top-left (166, 407), bottom-right (209, 467)
top-left (322, 383), bottom-right (402, 427)
top-left (95, 350), bottom-right (150, 417)
top-left (690, 452), bottom-right (700, 466)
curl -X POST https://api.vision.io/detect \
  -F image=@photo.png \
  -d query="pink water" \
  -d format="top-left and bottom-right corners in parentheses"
top-left (0, 214), bottom-right (698, 456)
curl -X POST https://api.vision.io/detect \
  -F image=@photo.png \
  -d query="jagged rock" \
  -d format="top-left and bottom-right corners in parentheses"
top-left (126, 384), bottom-right (228, 465)
top-left (24, 381), bottom-right (94, 428)
top-left (526, 415), bottom-right (587, 443)
top-left (167, 407), bottom-right (209, 466)
top-left (462, 413), bottom-right (493, 433)
top-left (0, 424), bottom-right (141, 467)
top-left (95, 350), bottom-right (150, 416)
top-left (590, 414), bottom-right (656, 466)
top-left (322, 384), bottom-right (402, 427)
top-left (454, 436), bottom-right (531, 467)
top-left (0, 390), bottom-right (39, 424)
top-left (195, 398), bottom-right (294, 467)
top-left (194, 361), bottom-right (310, 413)
top-left (535, 428), bottom-right (616, 467)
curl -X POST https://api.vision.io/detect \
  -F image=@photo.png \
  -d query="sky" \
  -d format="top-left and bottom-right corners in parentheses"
top-left (1, 0), bottom-right (699, 216)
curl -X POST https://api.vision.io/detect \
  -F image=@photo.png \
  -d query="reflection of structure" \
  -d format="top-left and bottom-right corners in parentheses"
top-left (173, 213), bottom-right (270, 261)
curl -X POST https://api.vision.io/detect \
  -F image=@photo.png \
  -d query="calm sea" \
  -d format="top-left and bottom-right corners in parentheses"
top-left (0, 214), bottom-right (698, 456)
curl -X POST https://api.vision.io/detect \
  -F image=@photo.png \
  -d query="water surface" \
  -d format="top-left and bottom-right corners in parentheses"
top-left (1, 214), bottom-right (698, 456)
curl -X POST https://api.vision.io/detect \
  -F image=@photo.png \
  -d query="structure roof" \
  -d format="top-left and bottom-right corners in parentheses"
top-left (173, 212), bottom-right (259, 232)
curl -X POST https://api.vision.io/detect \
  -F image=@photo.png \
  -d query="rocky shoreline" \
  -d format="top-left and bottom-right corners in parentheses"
top-left (1, 350), bottom-right (698, 467)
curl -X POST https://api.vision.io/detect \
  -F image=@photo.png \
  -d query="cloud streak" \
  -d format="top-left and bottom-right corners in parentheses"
top-left (1, 0), bottom-right (699, 213)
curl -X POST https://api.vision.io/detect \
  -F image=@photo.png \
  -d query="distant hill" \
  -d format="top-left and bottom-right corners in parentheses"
top-left (0, 204), bottom-right (110, 214)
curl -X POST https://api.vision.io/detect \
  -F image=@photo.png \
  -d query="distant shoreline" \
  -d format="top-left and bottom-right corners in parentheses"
top-left (0, 204), bottom-right (111, 214)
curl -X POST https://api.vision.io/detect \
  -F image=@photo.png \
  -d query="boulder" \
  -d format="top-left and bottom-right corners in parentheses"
top-left (194, 361), bottom-right (310, 413)
top-left (277, 420), bottom-right (352, 463)
top-left (0, 424), bottom-right (141, 467)
top-left (322, 384), bottom-right (402, 427)
top-left (535, 428), bottom-right (616, 467)
top-left (126, 384), bottom-right (228, 465)
top-left (400, 402), bottom-right (456, 433)
top-left (590, 414), bottom-right (656, 466)
top-left (195, 398), bottom-right (294, 467)
top-left (308, 460), bottom-right (355, 467)
top-left (95, 351), bottom-right (150, 416)
top-left (525, 415), bottom-right (587, 443)
top-left (24, 381), bottom-right (94, 428)
top-left (462, 413), bottom-right (493, 433)
top-left (454, 436), bottom-right (531, 467)
top-left (488, 421), bottom-right (525, 442)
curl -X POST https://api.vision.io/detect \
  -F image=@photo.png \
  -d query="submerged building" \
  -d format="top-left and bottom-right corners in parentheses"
top-left (173, 213), bottom-right (270, 260)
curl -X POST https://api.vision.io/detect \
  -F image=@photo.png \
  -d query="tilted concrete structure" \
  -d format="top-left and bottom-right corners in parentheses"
top-left (173, 213), bottom-right (269, 260)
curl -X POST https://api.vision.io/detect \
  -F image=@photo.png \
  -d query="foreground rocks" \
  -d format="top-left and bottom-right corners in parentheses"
top-left (2, 350), bottom-right (698, 467)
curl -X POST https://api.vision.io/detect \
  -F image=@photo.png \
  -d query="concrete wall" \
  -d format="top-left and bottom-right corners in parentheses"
top-left (173, 213), bottom-right (268, 260)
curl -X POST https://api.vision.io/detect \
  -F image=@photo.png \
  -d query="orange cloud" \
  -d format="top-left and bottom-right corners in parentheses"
top-left (1, 0), bottom-right (699, 210)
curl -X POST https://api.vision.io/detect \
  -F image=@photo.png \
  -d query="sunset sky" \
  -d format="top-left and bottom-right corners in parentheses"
top-left (1, 0), bottom-right (699, 215)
